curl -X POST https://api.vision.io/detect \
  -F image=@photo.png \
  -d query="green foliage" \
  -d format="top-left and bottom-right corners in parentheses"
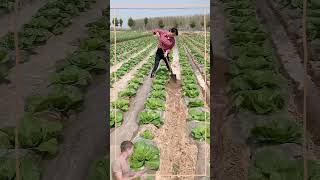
top-left (110, 109), bottom-right (123, 128)
top-left (88, 155), bottom-right (109, 180)
top-left (249, 149), bottom-right (320, 180)
top-left (111, 98), bottom-right (129, 112)
top-left (0, 155), bottom-right (41, 180)
top-left (118, 87), bottom-right (137, 98)
top-left (230, 70), bottom-right (282, 92)
top-left (251, 119), bottom-right (302, 144)
top-left (129, 141), bottom-right (160, 170)
top-left (0, 114), bottom-right (62, 155)
top-left (50, 65), bottom-right (91, 86)
top-left (145, 98), bottom-right (165, 110)
top-left (64, 51), bottom-right (105, 72)
top-left (138, 111), bottom-right (163, 127)
top-left (80, 37), bottom-right (106, 51)
top-left (188, 109), bottom-right (209, 121)
top-left (149, 90), bottom-right (166, 100)
top-left (26, 85), bottom-right (84, 116)
top-left (140, 129), bottom-right (155, 140)
top-left (188, 98), bottom-right (204, 108)
top-left (233, 88), bottom-right (284, 114)
top-left (191, 124), bottom-right (210, 143)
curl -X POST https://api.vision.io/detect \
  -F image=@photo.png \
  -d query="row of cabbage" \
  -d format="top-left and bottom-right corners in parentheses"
top-left (110, 36), bottom-right (155, 66)
top-left (177, 43), bottom-right (210, 143)
top-left (110, 40), bottom-right (156, 86)
top-left (224, 0), bottom-right (320, 179)
top-left (184, 33), bottom-right (210, 55)
top-left (0, 0), bottom-right (98, 81)
top-left (110, 53), bottom-right (154, 128)
top-left (181, 35), bottom-right (210, 81)
top-left (0, 8), bottom-right (108, 179)
top-left (110, 31), bottom-right (152, 43)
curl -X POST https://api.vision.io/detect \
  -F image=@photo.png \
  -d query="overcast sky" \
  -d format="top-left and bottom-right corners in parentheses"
top-left (110, 0), bottom-right (210, 28)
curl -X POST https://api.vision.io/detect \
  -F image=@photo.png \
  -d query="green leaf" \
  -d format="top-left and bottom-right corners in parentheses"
top-left (145, 98), bottom-right (165, 110)
top-left (140, 130), bottom-right (155, 140)
top-left (88, 155), bottom-right (109, 180)
top-left (188, 109), bottom-right (210, 121)
top-left (36, 138), bottom-right (58, 155)
top-left (0, 130), bottom-right (13, 148)
top-left (251, 119), bottom-right (302, 144)
top-left (50, 65), bottom-right (91, 86)
top-left (129, 141), bottom-right (160, 170)
top-left (111, 98), bottom-right (129, 112)
top-left (191, 124), bottom-right (210, 143)
top-left (138, 111), bottom-right (163, 127)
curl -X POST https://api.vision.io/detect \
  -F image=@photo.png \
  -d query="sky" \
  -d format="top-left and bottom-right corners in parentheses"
top-left (110, 0), bottom-right (210, 28)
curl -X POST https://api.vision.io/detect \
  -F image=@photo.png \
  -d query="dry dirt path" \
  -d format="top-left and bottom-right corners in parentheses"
top-left (154, 46), bottom-right (198, 180)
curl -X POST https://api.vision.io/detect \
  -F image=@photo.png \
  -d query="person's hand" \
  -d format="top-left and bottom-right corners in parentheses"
top-left (164, 51), bottom-right (168, 57)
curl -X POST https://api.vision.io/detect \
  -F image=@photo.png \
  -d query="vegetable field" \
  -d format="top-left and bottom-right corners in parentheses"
top-left (0, 0), bottom-right (108, 179)
top-left (212, 0), bottom-right (320, 179)
top-left (110, 28), bottom-right (210, 178)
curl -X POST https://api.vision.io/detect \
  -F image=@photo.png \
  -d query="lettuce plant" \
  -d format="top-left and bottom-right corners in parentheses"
top-left (0, 114), bottom-right (62, 155)
top-left (129, 141), bottom-right (160, 170)
top-left (251, 119), bottom-right (302, 144)
top-left (138, 111), bottom-right (163, 127)
top-left (140, 130), bottom-right (155, 140)
top-left (191, 124), bottom-right (210, 143)
top-left (50, 65), bottom-right (91, 86)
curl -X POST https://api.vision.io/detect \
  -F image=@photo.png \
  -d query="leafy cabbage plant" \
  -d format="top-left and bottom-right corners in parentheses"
top-left (50, 65), bottom-right (91, 86)
top-left (145, 98), bottom-right (165, 110)
top-left (26, 85), bottom-right (84, 117)
top-left (140, 130), bottom-right (155, 140)
top-left (191, 124), bottom-right (210, 143)
top-left (110, 109), bottom-right (123, 128)
top-left (251, 119), bottom-right (302, 144)
top-left (138, 111), bottom-right (163, 127)
top-left (129, 141), bottom-right (160, 170)
top-left (111, 98), bottom-right (129, 112)
top-left (0, 114), bottom-right (62, 155)
top-left (232, 88), bottom-right (284, 114)
top-left (249, 149), bottom-right (320, 180)
top-left (0, 155), bottom-right (41, 180)
top-left (188, 109), bottom-right (210, 121)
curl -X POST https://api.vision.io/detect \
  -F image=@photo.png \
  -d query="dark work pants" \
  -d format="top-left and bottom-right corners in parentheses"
top-left (151, 48), bottom-right (172, 75)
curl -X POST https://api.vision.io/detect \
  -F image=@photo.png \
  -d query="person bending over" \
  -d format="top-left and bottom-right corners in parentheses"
top-left (150, 27), bottom-right (178, 78)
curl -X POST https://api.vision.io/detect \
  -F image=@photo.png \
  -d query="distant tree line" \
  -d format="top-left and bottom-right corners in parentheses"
top-left (111, 14), bottom-right (210, 31)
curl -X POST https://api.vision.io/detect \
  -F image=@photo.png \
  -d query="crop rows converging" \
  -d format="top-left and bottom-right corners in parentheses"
top-left (0, 0), bottom-right (98, 81)
top-left (111, 31), bottom-right (152, 43)
top-left (110, 40), bottom-right (156, 86)
top-left (181, 34), bottom-right (210, 81)
top-left (110, 54), bottom-right (155, 128)
top-left (110, 36), bottom-right (155, 66)
top-left (224, 0), bottom-right (320, 179)
top-left (0, 8), bottom-right (108, 180)
top-left (178, 42), bottom-right (210, 143)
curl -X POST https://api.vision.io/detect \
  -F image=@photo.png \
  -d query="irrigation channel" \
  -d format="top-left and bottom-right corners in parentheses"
top-left (212, 0), bottom-right (320, 180)
top-left (110, 30), bottom-right (211, 179)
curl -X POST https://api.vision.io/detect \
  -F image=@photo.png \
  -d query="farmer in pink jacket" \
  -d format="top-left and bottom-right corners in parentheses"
top-left (150, 27), bottom-right (178, 78)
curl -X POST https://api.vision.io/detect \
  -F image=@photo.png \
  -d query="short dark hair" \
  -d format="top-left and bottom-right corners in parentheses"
top-left (120, 141), bottom-right (133, 152)
top-left (170, 27), bottom-right (178, 36)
